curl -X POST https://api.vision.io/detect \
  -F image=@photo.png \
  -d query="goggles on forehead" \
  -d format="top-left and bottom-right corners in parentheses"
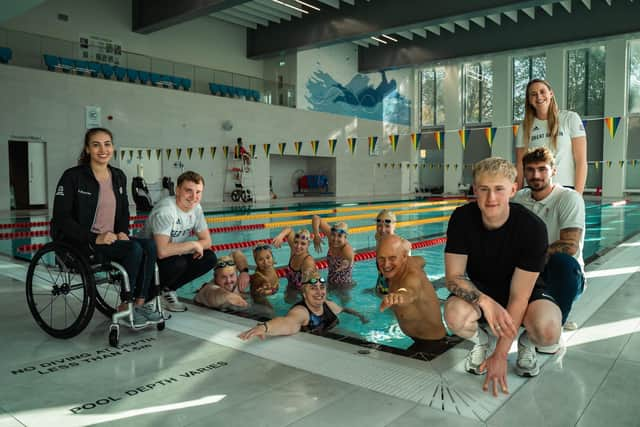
top-left (253, 244), bottom-right (271, 252)
top-left (302, 277), bottom-right (326, 285)
top-left (294, 233), bottom-right (310, 241)
top-left (330, 227), bottom-right (348, 235)
top-left (214, 260), bottom-right (235, 270)
top-left (376, 218), bottom-right (394, 224)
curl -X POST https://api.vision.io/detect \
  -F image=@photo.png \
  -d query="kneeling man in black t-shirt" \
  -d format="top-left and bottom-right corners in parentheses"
top-left (443, 157), bottom-right (548, 397)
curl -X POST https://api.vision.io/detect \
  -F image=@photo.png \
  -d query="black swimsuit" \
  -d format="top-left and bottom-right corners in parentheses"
top-left (294, 300), bottom-right (339, 334)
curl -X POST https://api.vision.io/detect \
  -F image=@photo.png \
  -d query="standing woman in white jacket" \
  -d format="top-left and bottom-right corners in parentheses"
top-left (515, 79), bottom-right (588, 194)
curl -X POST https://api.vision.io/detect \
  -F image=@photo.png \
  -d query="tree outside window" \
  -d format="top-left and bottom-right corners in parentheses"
top-left (420, 67), bottom-right (446, 128)
top-left (513, 54), bottom-right (546, 122)
top-left (463, 61), bottom-right (493, 125)
top-left (567, 46), bottom-right (605, 117)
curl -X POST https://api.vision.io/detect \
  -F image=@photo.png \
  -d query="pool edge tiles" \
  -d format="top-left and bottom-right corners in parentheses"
top-left (166, 305), bottom-right (517, 422)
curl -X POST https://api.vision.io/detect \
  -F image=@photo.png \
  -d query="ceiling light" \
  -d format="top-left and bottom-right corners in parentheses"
top-left (370, 36), bottom-right (387, 44)
top-left (381, 34), bottom-right (398, 42)
top-left (272, 0), bottom-right (309, 14)
top-left (294, 0), bottom-right (320, 11)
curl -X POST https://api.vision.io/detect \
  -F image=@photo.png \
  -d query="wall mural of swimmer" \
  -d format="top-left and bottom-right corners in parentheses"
top-left (305, 65), bottom-right (411, 126)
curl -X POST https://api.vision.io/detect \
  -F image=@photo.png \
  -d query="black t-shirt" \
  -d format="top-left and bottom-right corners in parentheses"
top-left (445, 202), bottom-right (548, 307)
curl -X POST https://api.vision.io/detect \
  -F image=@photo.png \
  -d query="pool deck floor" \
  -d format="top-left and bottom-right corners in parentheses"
top-left (0, 226), bottom-right (639, 426)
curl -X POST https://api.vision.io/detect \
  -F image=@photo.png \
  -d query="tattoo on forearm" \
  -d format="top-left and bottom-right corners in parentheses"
top-left (446, 276), bottom-right (481, 304)
top-left (549, 227), bottom-right (582, 256)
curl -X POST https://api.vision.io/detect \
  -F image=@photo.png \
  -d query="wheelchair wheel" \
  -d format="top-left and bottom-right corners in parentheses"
top-left (94, 268), bottom-right (123, 317)
top-left (25, 242), bottom-right (96, 339)
top-left (241, 190), bottom-right (252, 203)
top-left (231, 190), bottom-right (241, 202)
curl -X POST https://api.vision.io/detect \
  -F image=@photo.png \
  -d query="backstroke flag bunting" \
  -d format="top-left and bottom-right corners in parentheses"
top-left (388, 134), bottom-right (399, 152)
top-left (328, 139), bottom-right (337, 155)
top-left (310, 140), bottom-right (319, 155)
top-left (368, 136), bottom-right (378, 155)
top-left (484, 127), bottom-right (497, 147)
top-left (263, 144), bottom-right (271, 157)
top-left (120, 150), bottom-right (125, 160)
top-left (165, 149), bottom-right (171, 160)
top-left (278, 142), bottom-right (287, 155)
top-left (210, 146), bottom-right (216, 159)
top-left (198, 147), bottom-right (204, 159)
top-left (347, 137), bottom-right (357, 154)
top-left (249, 144), bottom-right (256, 158)
top-left (512, 124), bottom-right (520, 138)
top-left (176, 148), bottom-right (182, 159)
top-left (294, 141), bottom-right (303, 155)
top-left (411, 133), bottom-right (421, 151)
top-left (156, 149), bottom-right (162, 160)
top-left (146, 149), bottom-right (151, 160)
top-left (186, 148), bottom-right (192, 159)
top-left (458, 129), bottom-right (470, 150)
top-left (435, 131), bottom-right (444, 150)
top-left (222, 146), bottom-right (229, 158)
top-left (605, 116), bottom-right (622, 139)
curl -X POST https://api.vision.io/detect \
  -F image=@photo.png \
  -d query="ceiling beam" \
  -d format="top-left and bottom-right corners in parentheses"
top-left (133, 0), bottom-right (251, 33)
top-left (359, 0), bottom-right (640, 72)
top-left (247, 0), bottom-right (553, 58)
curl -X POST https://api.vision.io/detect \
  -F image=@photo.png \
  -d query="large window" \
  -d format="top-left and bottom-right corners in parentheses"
top-left (567, 46), bottom-right (606, 117)
top-left (629, 40), bottom-right (640, 114)
top-left (463, 61), bottom-right (493, 125)
top-left (513, 55), bottom-right (546, 121)
top-left (420, 67), bottom-right (446, 128)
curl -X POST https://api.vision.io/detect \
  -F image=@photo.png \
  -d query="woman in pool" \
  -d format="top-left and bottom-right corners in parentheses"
top-left (273, 228), bottom-right (316, 303)
top-left (374, 209), bottom-right (423, 295)
top-left (516, 79), bottom-right (587, 193)
top-left (312, 217), bottom-right (355, 301)
top-left (250, 243), bottom-right (279, 306)
top-left (238, 269), bottom-right (367, 340)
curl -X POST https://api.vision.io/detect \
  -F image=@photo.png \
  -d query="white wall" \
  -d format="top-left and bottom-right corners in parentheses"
top-left (0, 65), bottom-right (414, 211)
top-left (1, 0), bottom-right (263, 78)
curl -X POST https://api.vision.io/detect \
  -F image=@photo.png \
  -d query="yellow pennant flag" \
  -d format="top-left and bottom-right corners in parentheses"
top-left (210, 146), bottom-right (217, 159)
top-left (186, 147), bottom-right (193, 159)
top-left (156, 149), bottom-right (162, 160)
top-left (198, 147), bottom-right (204, 159)
top-left (165, 149), bottom-right (172, 160)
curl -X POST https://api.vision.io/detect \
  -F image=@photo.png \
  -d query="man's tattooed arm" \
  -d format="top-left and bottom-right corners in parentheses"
top-left (446, 275), bottom-right (481, 305)
top-left (548, 227), bottom-right (582, 257)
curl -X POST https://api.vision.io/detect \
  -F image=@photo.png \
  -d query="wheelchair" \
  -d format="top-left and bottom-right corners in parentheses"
top-left (231, 183), bottom-right (252, 203)
top-left (25, 241), bottom-right (166, 347)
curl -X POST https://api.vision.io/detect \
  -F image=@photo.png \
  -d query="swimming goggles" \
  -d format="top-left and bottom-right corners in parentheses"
top-left (214, 260), bottom-right (235, 270)
top-left (294, 233), bottom-right (310, 240)
top-left (302, 277), bottom-right (326, 285)
top-left (376, 218), bottom-right (394, 224)
top-left (330, 227), bottom-right (348, 235)
top-left (253, 244), bottom-right (272, 252)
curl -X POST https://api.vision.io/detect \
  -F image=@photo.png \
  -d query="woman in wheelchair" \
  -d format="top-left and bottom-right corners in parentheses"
top-left (51, 127), bottom-right (161, 327)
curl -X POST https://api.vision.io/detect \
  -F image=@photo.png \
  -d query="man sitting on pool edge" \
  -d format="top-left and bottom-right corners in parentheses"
top-left (377, 234), bottom-right (454, 357)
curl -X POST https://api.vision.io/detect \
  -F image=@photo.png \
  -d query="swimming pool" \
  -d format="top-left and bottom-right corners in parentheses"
top-left (176, 198), bottom-right (640, 352)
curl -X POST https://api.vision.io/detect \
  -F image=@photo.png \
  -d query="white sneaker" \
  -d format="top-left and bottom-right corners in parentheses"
top-left (465, 328), bottom-right (489, 375)
top-left (162, 290), bottom-right (187, 312)
top-left (516, 332), bottom-right (540, 377)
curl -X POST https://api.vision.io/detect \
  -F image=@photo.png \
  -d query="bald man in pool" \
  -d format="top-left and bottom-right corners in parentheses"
top-left (378, 234), bottom-right (451, 355)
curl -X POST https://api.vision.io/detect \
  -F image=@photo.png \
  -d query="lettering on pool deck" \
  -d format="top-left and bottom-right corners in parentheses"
top-left (68, 362), bottom-right (228, 414)
top-left (9, 338), bottom-right (156, 376)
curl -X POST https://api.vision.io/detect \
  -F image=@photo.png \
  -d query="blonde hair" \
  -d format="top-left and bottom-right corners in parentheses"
top-left (472, 157), bottom-right (517, 184)
top-left (523, 79), bottom-right (559, 151)
top-left (376, 209), bottom-right (396, 222)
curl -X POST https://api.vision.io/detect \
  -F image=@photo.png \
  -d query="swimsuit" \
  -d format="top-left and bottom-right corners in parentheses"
top-left (376, 273), bottom-right (389, 294)
top-left (327, 252), bottom-right (353, 286)
top-left (294, 300), bottom-right (339, 334)
top-left (286, 254), bottom-right (312, 290)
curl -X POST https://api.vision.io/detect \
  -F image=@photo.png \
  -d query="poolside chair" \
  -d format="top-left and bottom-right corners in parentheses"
top-left (100, 63), bottom-right (114, 79)
top-left (0, 47), bottom-right (12, 64)
top-left (88, 62), bottom-right (101, 77)
top-left (181, 78), bottom-right (192, 91)
top-left (113, 66), bottom-right (126, 81)
top-left (126, 68), bottom-right (139, 83)
top-left (138, 71), bottom-right (150, 85)
top-left (74, 60), bottom-right (91, 75)
top-left (59, 57), bottom-right (75, 73)
top-left (43, 54), bottom-right (60, 71)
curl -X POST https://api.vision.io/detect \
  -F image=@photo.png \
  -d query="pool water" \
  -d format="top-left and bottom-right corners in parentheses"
top-left (176, 199), bottom-right (640, 351)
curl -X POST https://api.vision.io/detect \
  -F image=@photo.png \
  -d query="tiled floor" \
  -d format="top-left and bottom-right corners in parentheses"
top-left (0, 234), bottom-right (638, 426)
